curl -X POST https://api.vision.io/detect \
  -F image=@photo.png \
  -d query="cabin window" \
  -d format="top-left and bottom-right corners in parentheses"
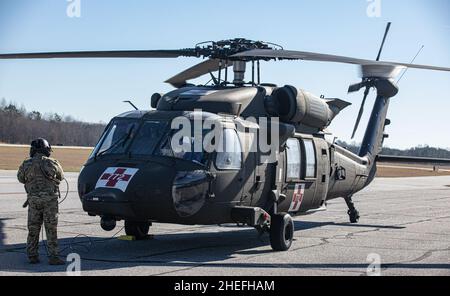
top-left (286, 138), bottom-right (301, 181)
top-left (303, 139), bottom-right (316, 178)
top-left (215, 129), bottom-right (242, 170)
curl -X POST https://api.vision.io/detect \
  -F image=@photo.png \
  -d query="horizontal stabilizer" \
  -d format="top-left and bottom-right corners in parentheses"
top-left (326, 98), bottom-right (352, 112)
top-left (377, 155), bottom-right (450, 165)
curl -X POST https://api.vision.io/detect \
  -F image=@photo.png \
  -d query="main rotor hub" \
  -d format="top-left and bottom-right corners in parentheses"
top-left (193, 38), bottom-right (283, 60)
top-left (188, 39), bottom-right (283, 86)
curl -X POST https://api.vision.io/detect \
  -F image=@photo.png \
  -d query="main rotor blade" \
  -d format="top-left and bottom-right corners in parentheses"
top-left (231, 49), bottom-right (450, 73)
top-left (351, 22), bottom-right (391, 140)
top-left (376, 22), bottom-right (391, 61)
top-left (165, 59), bottom-right (233, 87)
top-left (0, 50), bottom-right (196, 60)
top-left (351, 86), bottom-right (371, 139)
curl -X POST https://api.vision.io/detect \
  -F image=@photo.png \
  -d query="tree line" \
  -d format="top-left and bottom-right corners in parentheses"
top-left (337, 141), bottom-right (450, 159)
top-left (1, 99), bottom-right (449, 156)
top-left (0, 99), bottom-right (106, 147)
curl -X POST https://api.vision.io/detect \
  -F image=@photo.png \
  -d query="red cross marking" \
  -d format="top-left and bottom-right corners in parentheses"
top-left (100, 168), bottom-right (132, 187)
top-left (292, 190), bottom-right (303, 210)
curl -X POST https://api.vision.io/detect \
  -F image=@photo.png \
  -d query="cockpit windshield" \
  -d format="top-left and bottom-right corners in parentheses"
top-left (129, 121), bottom-right (169, 155)
top-left (90, 117), bottom-right (210, 166)
top-left (93, 119), bottom-right (138, 157)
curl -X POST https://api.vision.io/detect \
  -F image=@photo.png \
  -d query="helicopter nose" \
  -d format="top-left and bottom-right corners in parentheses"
top-left (79, 159), bottom-right (210, 221)
top-left (79, 160), bottom-right (174, 219)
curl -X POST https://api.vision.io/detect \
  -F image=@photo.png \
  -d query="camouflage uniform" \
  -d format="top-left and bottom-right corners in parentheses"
top-left (17, 153), bottom-right (64, 260)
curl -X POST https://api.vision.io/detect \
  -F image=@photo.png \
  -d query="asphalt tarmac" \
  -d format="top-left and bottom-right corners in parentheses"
top-left (0, 170), bottom-right (449, 276)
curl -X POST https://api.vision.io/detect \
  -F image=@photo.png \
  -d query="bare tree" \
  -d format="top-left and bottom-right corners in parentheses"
top-left (0, 101), bottom-right (105, 146)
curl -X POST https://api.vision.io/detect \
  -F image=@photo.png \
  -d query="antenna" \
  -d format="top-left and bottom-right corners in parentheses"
top-left (123, 100), bottom-right (138, 110)
top-left (397, 45), bottom-right (425, 84)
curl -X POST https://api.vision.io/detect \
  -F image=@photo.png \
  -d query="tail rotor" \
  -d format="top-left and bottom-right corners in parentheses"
top-left (350, 22), bottom-right (391, 139)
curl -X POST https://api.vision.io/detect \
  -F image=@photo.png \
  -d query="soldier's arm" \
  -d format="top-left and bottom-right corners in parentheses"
top-left (17, 162), bottom-right (26, 184)
top-left (55, 160), bottom-right (65, 181)
top-left (44, 158), bottom-right (64, 182)
top-left (50, 158), bottom-right (65, 181)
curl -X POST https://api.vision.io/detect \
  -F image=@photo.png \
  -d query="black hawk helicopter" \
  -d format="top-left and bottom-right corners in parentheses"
top-left (2, 25), bottom-right (450, 251)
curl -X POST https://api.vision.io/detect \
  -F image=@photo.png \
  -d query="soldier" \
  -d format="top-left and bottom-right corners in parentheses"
top-left (17, 138), bottom-right (65, 265)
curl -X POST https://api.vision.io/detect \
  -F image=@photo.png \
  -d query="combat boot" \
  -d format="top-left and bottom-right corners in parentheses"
top-left (48, 257), bottom-right (65, 265)
top-left (29, 256), bottom-right (40, 264)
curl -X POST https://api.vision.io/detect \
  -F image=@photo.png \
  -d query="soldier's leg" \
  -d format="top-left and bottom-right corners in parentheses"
top-left (27, 200), bottom-right (43, 260)
top-left (43, 198), bottom-right (59, 258)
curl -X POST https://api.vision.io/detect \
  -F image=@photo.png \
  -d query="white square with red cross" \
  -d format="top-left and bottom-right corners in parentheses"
top-left (288, 183), bottom-right (305, 213)
top-left (95, 167), bottom-right (139, 192)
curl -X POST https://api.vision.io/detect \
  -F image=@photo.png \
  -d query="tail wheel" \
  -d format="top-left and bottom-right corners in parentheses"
top-left (348, 209), bottom-right (360, 224)
top-left (124, 220), bottom-right (150, 240)
top-left (270, 213), bottom-right (294, 251)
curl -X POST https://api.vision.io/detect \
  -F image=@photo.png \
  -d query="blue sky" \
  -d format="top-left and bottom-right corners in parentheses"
top-left (0, 0), bottom-right (449, 149)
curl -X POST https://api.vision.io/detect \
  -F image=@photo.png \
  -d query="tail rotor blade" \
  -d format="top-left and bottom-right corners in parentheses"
top-left (351, 86), bottom-right (371, 139)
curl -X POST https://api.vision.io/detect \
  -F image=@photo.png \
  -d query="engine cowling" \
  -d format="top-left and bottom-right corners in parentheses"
top-left (265, 85), bottom-right (350, 129)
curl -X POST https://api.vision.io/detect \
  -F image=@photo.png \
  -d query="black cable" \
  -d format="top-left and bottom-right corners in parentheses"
top-left (58, 178), bottom-right (69, 205)
top-left (42, 225), bottom-right (125, 257)
top-left (38, 177), bottom-right (124, 257)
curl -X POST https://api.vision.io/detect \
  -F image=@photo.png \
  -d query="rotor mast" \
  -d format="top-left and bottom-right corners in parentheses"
top-left (195, 38), bottom-right (280, 86)
top-left (232, 61), bottom-right (246, 85)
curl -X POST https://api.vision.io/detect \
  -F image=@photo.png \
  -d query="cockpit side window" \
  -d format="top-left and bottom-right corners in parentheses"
top-left (286, 138), bottom-right (301, 181)
top-left (302, 139), bottom-right (317, 178)
top-left (215, 129), bottom-right (242, 170)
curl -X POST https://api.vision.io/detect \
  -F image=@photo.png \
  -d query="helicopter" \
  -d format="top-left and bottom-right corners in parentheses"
top-left (2, 25), bottom-right (450, 251)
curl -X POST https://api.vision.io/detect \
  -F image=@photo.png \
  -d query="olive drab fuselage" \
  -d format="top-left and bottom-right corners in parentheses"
top-left (78, 85), bottom-right (377, 226)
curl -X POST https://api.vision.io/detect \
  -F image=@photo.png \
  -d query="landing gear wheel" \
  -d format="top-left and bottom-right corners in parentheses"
top-left (270, 213), bottom-right (294, 251)
top-left (125, 221), bottom-right (150, 240)
top-left (348, 209), bottom-right (360, 224)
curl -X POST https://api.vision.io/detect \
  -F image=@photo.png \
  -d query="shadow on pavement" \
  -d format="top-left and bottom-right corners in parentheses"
top-left (2, 220), bottom-right (445, 275)
top-left (295, 221), bottom-right (406, 231)
top-left (0, 218), bottom-right (5, 249)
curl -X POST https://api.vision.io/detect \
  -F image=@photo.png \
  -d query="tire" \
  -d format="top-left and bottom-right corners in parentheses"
top-left (125, 220), bottom-right (150, 240)
top-left (270, 213), bottom-right (294, 251)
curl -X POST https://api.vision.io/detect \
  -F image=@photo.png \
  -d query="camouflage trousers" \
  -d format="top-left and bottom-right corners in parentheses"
top-left (27, 196), bottom-right (59, 258)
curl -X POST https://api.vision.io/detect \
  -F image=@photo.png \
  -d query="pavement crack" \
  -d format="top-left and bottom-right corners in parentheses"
top-left (404, 245), bottom-right (450, 264)
top-left (380, 244), bottom-right (450, 273)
